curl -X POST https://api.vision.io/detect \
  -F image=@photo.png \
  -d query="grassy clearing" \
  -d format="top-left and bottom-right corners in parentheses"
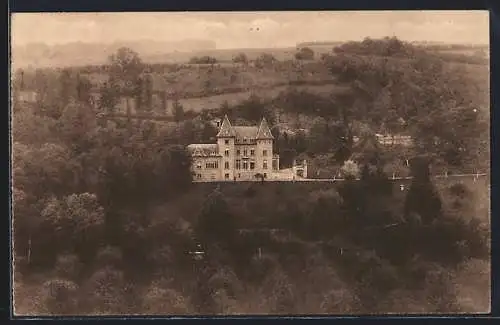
top-left (176, 83), bottom-right (348, 113)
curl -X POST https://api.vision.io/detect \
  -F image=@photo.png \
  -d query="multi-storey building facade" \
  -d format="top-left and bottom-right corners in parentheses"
top-left (187, 115), bottom-right (281, 182)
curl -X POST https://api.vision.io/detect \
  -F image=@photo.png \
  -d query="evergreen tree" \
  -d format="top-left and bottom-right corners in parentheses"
top-left (360, 164), bottom-right (371, 182)
top-left (98, 82), bottom-right (119, 114)
top-left (195, 187), bottom-right (235, 247)
top-left (404, 157), bottom-right (442, 225)
top-left (173, 100), bottom-right (185, 123)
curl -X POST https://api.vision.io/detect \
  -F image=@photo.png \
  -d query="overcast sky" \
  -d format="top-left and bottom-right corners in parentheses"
top-left (11, 11), bottom-right (489, 49)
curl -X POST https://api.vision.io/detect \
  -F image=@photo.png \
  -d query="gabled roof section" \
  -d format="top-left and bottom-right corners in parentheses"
top-left (216, 115), bottom-right (236, 138)
top-left (256, 117), bottom-right (274, 140)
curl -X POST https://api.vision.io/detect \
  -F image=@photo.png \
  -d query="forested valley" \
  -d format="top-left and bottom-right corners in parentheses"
top-left (12, 37), bottom-right (490, 315)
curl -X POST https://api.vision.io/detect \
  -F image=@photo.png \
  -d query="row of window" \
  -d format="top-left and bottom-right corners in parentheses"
top-left (235, 160), bottom-right (267, 170)
top-left (196, 160), bottom-right (267, 170)
top-left (196, 173), bottom-right (218, 180)
top-left (197, 173), bottom-right (268, 180)
top-left (224, 149), bottom-right (268, 157)
top-left (226, 139), bottom-right (271, 145)
top-left (196, 162), bottom-right (219, 169)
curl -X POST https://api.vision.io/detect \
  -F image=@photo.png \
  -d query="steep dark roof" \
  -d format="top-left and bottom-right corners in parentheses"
top-left (216, 115), bottom-right (237, 138)
top-left (256, 117), bottom-right (274, 140)
top-left (216, 116), bottom-right (273, 140)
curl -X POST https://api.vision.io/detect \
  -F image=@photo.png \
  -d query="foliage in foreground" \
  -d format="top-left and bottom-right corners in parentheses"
top-left (12, 40), bottom-right (490, 315)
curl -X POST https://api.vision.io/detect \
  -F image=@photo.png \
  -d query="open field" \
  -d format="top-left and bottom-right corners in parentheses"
top-left (20, 42), bottom-right (488, 117)
top-left (83, 60), bottom-right (336, 96)
top-left (94, 51), bottom-right (488, 102)
top-left (176, 82), bottom-right (349, 113)
top-left (436, 49), bottom-right (488, 56)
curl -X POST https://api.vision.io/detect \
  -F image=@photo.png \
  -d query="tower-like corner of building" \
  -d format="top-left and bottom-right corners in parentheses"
top-left (216, 115), bottom-right (236, 138)
top-left (256, 117), bottom-right (274, 140)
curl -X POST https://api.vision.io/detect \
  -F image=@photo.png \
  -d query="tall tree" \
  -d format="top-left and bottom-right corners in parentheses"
top-left (58, 99), bottom-right (97, 153)
top-left (295, 47), bottom-right (315, 61)
top-left (307, 117), bottom-right (332, 154)
top-left (98, 81), bottom-right (120, 114)
top-left (58, 68), bottom-right (75, 107)
top-left (76, 74), bottom-right (93, 105)
top-left (326, 37), bottom-right (488, 174)
top-left (108, 47), bottom-right (144, 101)
top-left (404, 156), bottom-right (442, 225)
top-left (238, 95), bottom-right (274, 124)
top-left (13, 142), bottom-right (79, 198)
top-left (195, 188), bottom-right (235, 247)
top-left (41, 193), bottom-right (105, 262)
top-left (219, 100), bottom-right (232, 118)
top-left (255, 53), bottom-right (277, 69)
top-left (232, 53), bottom-right (249, 64)
top-left (173, 100), bottom-right (185, 123)
top-left (12, 187), bottom-right (45, 266)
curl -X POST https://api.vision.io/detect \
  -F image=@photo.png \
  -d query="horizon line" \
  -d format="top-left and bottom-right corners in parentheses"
top-left (11, 37), bottom-right (490, 49)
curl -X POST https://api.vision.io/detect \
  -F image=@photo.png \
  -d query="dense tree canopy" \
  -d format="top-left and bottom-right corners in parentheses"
top-left (189, 56), bottom-right (218, 64)
top-left (232, 53), bottom-right (249, 64)
top-left (295, 47), bottom-right (315, 61)
top-left (12, 41), bottom-right (490, 315)
top-left (323, 38), bottom-right (488, 172)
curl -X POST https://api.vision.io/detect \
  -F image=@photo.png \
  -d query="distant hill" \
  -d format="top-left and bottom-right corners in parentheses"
top-left (296, 41), bottom-right (344, 48)
top-left (11, 44), bottom-right (328, 69)
top-left (11, 39), bottom-right (217, 69)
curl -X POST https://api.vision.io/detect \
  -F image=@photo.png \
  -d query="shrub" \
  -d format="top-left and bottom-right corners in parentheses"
top-left (142, 280), bottom-right (191, 314)
top-left (54, 254), bottom-right (82, 281)
top-left (43, 279), bottom-right (79, 315)
top-left (340, 160), bottom-right (360, 180)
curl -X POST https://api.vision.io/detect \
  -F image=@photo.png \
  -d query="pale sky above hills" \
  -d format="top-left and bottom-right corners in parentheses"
top-left (11, 11), bottom-right (489, 49)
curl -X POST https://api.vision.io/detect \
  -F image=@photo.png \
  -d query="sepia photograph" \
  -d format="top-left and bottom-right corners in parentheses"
top-left (10, 11), bottom-right (490, 316)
